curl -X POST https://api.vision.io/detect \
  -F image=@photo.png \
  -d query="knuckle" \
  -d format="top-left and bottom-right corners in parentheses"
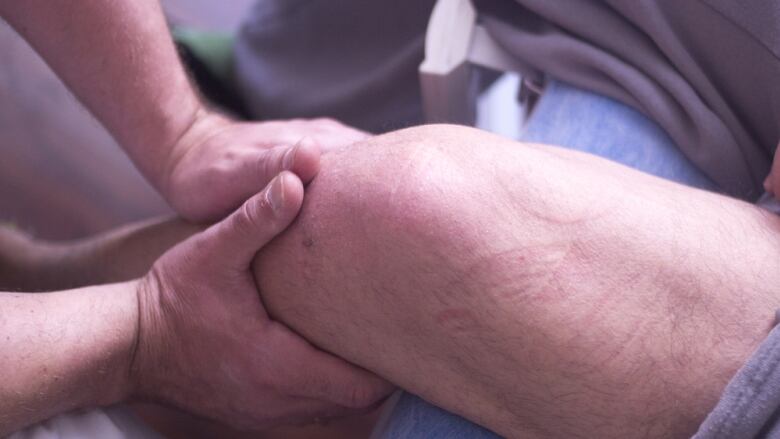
top-left (276, 374), bottom-right (303, 397)
top-left (218, 149), bottom-right (240, 163)
top-left (200, 164), bottom-right (229, 188)
top-left (340, 382), bottom-right (384, 409)
top-left (314, 117), bottom-right (340, 128)
top-left (234, 197), bottom-right (271, 235)
top-left (259, 149), bottom-right (284, 177)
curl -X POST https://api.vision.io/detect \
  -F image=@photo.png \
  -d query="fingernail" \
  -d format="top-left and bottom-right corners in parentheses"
top-left (267, 174), bottom-right (285, 213)
top-left (282, 145), bottom-right (298, 170)
top-left (765, 174), bottom-right (774, 194)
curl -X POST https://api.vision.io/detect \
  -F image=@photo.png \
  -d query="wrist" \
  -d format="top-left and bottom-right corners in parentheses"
top-left (0, 282), bottom-right (143, 433)
top-left (156, 108), bottom-right (230, 199)
top-left (127, 270), bottom-right (168, 403)
top-left (93, 280), bottom-right (146, 407)
top-left (118, 86), bottom-right (206, 195)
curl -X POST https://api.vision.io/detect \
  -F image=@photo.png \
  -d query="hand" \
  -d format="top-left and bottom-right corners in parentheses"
top-left (161, 112), bottom-right (370, 222)
top-left (130, 171), bottom-right (392, 429)
top-left (766, 141), bottom-right (780, 195)
top-left (0, 224), bottom-right (42, 289)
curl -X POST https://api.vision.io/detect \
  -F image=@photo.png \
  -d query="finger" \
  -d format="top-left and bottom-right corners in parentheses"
top-left (266, 396), bottom-right (364, 427)
top-left (221, 139), bottom-right (318, 215)
top-left (269, 324), bottom-right (395, 409)
top-left (259, 137), bottom-right (321, 184)
top-left (765, 140), bottom-right (780, 194)
top-left (316, 129), bottom-right (371, 154)
top-left (202, 171), bottom-right (304, 267)
top-left (295, 346), bottom-right (394, 409)
top-left (306, 349), bottom-right (394, 409)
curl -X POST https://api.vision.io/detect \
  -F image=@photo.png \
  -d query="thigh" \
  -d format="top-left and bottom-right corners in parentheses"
top-left (373, 77), bottom-right (720, 438)
top-left (253, 124), bottom-right (780, 438)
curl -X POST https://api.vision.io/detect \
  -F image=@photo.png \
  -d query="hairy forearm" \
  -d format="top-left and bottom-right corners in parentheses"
top-left (0, 218), bottom-right (197, 291)
top-left (0, 0), bottom-right (201, 188)
top-left (0, 281), bottom-right (138, 435)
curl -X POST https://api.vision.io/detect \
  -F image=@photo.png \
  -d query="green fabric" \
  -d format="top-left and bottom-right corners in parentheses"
top-left (172, 28), bottom-right (235, 84)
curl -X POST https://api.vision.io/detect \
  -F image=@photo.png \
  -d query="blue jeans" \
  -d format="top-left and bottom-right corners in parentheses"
top-left (371, 79), bottom-right (716, 438)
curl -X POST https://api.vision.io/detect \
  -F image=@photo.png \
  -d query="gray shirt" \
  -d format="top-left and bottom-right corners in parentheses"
top-left (694, 312), bottom-right (780, 439)
top-left (477, 0), bottom-right (780, 199)
top-left (234, 0), bottom-right (435, 134)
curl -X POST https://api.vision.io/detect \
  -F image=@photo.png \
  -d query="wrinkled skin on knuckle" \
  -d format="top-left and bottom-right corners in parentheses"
top-left (340, 381), bottom-right (383, 410)
top-left (233, 194), bottom-right (271, 235)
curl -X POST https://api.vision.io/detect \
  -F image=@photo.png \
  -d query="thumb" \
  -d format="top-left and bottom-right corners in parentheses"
top-left (300, 346), bottom-right (395, 409)
top-left (765, 140), bottom-right (780, 194)
top-left (202, 171), bottom-right (304, 268)
top-left (251, 136), bottom-right (321, 187)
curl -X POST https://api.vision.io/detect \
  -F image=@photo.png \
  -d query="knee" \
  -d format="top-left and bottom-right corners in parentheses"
top-left (251, 124), bottom-right (498, 345)
top-left (293, 124), bottom-right (467, 236)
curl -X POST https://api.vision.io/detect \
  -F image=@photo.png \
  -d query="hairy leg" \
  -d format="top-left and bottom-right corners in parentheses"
top-left (253, 124), bottom-right (780, 438)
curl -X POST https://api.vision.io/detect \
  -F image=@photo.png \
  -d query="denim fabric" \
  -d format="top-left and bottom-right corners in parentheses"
top-left (372, 78), bottom-right (714, 438)
top-left (371, 392), bottom-right (500, 439)
top-left (522, 80), bottom-right (718, 191)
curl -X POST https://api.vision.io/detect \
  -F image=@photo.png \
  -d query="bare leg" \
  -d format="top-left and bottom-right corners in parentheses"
top-left (12, 123), bottom-right (778, 437)
top-left (253, 125), bottom-right (780, 438)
